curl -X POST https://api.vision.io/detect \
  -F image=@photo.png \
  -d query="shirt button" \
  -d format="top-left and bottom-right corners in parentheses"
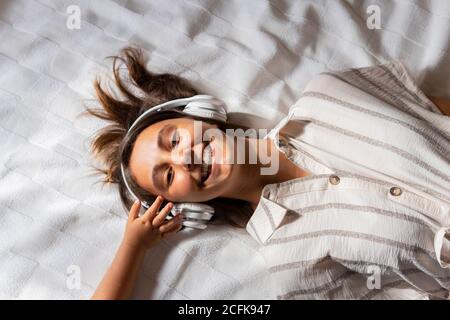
top-left (389, 186), bottom-right (402, 196)
top-left (329, 175), bottom-right (340, 185)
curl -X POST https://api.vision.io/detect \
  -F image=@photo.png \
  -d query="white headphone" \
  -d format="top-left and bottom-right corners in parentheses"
top-left (120, 94), bottom-right (228, 230)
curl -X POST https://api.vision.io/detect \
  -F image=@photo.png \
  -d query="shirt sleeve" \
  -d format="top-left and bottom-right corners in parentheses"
top-left (292, 259), bottom-right (449, 300)
top-left (283, 259), bottom-right (371, 300)
top-left (305, 59), bottom-right (450, 136)
top-left (328, 59), bottom-right (442, 114)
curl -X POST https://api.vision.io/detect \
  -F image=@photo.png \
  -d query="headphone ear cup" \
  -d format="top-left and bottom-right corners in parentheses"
top-left (180, 220), bottom-right (208, 230)
top-left (183, 101), bottom-right (227, 122)
top-left (171, 202), bottom-right (215, 214)
top-left (170, 203), bottom-right (215, 222)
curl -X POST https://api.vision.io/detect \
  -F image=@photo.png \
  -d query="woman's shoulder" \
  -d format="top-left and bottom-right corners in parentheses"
top-left (284, 59), bottom-right (450, 138)
top-left (299, 59), bottom-right (441, 114)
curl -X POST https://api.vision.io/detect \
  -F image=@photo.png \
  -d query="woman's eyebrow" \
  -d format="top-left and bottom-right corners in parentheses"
top-left (157, 124), bottom-right (175, 150)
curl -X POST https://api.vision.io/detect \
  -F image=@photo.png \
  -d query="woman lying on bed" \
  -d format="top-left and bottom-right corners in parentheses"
top-left (89, 47), bottom-right (450, 300)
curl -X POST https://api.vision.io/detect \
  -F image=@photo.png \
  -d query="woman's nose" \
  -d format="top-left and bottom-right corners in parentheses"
top-left (173, 144), bottom-right (201, 171)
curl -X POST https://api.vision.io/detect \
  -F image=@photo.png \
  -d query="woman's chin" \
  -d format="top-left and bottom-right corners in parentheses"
top-left (204, 164), bottom-right (233, 192)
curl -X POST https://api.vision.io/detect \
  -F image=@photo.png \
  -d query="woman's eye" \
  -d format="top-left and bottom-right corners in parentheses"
top-left (167, 167), bottom-right (174, 186)
top-left (171, 130), bottom-right (179, 148)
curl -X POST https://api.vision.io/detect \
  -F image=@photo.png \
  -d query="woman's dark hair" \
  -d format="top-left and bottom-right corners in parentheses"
top-left (86, 46), bottom-right (252, 227)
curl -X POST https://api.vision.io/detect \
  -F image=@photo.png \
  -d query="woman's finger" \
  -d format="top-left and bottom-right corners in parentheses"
top-left (128, 200), bottom-right (141, 221)
top-left (158, 215), bottom-right (183, 233)
top-left (143, 195), bottom-right (164, 221)
top-left (152, 202), bottom-right (173, 227)
top-left (160, 223), bottom-right (183, 238)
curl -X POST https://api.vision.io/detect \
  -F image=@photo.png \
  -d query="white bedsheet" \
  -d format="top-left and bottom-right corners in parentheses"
top-left (0, 0), bottom-right (449, 299)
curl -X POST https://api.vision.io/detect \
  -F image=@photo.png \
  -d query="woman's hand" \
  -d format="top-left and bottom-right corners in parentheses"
top-left (122, 196), bottom-right (183, 250)
top-left (91, 196), bottom-right (182, 300)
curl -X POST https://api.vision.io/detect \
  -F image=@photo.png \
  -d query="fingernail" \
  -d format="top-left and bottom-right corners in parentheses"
top-left (134, 199), bottom-right (140, 205)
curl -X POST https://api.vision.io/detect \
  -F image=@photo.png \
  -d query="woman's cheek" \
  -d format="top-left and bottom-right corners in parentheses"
top-left (172, 174), bottom-right (195, 196)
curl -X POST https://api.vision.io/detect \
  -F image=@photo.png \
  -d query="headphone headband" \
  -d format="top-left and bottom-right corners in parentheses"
top-left (128, 95), bottom-right (227, 133)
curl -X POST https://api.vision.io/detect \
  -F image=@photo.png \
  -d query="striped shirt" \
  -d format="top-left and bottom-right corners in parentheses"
top-left (246, 60), bottom-right (450, 300)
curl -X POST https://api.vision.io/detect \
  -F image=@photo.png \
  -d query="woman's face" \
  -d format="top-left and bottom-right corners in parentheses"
top-left (129, 117), bottom-right (236, 202)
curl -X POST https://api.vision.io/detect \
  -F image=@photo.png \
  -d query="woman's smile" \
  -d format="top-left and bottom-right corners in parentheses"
top-left (200, 137), bottom-right (217, 187)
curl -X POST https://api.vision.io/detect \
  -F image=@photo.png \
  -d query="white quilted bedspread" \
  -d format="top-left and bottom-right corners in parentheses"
top-left (0, 0), bottom-right (449, 299)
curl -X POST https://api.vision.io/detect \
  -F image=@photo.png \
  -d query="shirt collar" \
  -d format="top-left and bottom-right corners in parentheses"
top-left (246, 116), bottom-right (294, 245)
top-left (246, 183), bottom-right (290, 244)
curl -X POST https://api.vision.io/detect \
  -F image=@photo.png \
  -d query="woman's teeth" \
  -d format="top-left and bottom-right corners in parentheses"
top-left (201, 143), bottom-right (212, 182)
